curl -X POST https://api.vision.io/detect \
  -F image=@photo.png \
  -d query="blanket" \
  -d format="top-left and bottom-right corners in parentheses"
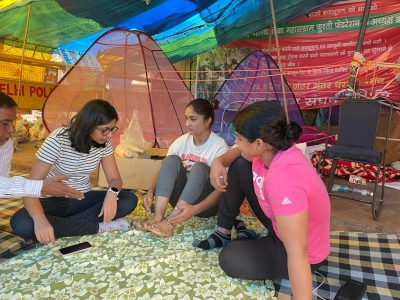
top-left (2, 197), bottom-right (399, 299)
top-left (274, 231), bottom-right (400, 300)
top-left (0, 196), bottom-right (276, 299)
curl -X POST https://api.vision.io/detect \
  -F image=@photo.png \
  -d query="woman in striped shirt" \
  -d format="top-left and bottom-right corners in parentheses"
top-left (11, 100), bottom-right (137, 244)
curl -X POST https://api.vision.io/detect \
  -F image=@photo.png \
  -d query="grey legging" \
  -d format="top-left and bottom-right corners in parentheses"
top-left (155, 155), bottom-right (218, 217)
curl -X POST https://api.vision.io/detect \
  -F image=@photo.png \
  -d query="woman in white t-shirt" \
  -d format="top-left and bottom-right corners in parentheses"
top-left (11, 100), bottom-right (137, 244)
top-left (135, 98), bottom-right (229, 237)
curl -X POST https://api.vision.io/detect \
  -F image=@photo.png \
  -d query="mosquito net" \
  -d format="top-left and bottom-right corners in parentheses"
top-left (211, 50), bottom-right (304, 146)
top-left (43, 29), bottom-right (193, 148)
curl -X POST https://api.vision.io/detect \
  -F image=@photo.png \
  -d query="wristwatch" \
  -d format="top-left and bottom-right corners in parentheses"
top-left (107, 187), bottom-right (120, 196)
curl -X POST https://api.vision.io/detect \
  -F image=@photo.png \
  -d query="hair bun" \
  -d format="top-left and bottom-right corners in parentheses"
top-left (210, 99), bottom-right (219, 110)
top-left (286, 121), bottom-right (302, 142)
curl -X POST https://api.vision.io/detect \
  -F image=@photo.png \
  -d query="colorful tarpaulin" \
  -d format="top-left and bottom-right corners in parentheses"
top-left (0, 0), bottom-right (340, 63)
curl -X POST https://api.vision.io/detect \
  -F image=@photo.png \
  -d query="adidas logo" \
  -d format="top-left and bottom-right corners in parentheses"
top-left (281, 197), bottom-right (292, 205)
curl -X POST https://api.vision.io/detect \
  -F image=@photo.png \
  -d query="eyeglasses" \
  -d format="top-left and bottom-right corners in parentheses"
top-left (96, 126), bottom-right (118, 136)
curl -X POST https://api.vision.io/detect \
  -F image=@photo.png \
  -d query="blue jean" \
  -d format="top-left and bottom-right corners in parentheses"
top-left (10, 190), bottom-right (137, 240)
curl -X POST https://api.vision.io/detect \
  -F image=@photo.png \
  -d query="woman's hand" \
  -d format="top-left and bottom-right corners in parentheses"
top-left (98, 193), bottom-right (118, 223)
top-left (143, 192), bottom-right (154, 215)
top-left (33, 215), bottom-right (55, 244)
top-left (167, 203), bottom-right (198, 225)
top-left (210, 160), bottom-right (228, 192)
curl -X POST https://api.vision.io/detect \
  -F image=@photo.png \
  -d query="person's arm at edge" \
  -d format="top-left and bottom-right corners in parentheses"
top-left (210, 147), bottom-right (242, 191)
top-left (0, 176), bottom-right (42, 198)
top-left (275, 210), bottom-right (312, 300)
top-left (0, 175), bottom-right (84, 199)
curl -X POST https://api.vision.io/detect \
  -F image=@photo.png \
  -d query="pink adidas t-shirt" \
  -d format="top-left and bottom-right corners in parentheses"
top-left (252, 145), bottom-right (330, 264)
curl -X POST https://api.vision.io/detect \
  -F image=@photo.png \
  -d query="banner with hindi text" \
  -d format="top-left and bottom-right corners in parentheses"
top-left (222, 0), bottom-right (400, 109)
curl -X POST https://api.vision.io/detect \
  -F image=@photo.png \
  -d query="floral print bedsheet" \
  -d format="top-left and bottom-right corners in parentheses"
top-left (0, 198), bottom-right (276, 300)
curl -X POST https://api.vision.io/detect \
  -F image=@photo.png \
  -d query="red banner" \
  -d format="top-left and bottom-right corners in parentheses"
top-left (224, 0), bottom-right (400, 109)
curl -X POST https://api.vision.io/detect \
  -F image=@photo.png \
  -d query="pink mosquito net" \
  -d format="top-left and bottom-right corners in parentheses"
top-left (43, 29), bottom-right (193, 148)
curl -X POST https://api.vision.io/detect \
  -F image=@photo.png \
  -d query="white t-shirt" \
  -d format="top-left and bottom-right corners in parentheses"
top-left (167, 132), bottom-right (228, 172)
top-left (36, 127), bottom-right (114, 193)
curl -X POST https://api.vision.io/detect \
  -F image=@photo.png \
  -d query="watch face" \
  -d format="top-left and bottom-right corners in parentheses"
top-left (110, 187), bottom-right (119, 193)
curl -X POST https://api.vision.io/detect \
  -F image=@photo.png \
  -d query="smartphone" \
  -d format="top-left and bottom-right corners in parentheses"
top-left (334, 279), bottom-right (367, 300)
top-left (58, 242), bottom-right (92, 256)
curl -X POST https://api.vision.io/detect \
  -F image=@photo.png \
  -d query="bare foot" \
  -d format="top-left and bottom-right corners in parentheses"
top-left (133, 221), bottom-right (149, 231)
top-left (147, 221), bottom-right (175, 237)
top-left (133, 218), bottom-right (162, 232)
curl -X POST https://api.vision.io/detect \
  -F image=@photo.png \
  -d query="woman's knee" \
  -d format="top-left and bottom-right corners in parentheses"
top-left (10, 209), bottom-right (34, 239)
top-left (219, 243), bottom-right (241, 278)
top-left (229, 157), bottom-right (251, 174)
top-left (190, 161), bottom-right (210, 174)
top-left (118, 191), bottom-right (138, 214)
top-left (161, 155), bottom-right (181, 167)
top-left (158, 155), bottom-right (184, 177)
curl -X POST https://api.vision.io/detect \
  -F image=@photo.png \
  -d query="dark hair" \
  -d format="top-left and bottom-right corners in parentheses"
top-left (212, 66), bottom-right (222, 72)
top-left (61, 99), bottom-right (118, 153)
top-left (186, 98), bottom-right (219, 127)
top-left (0, 92), bottom-right (17, 109)
top-left (233, 101), bottom-right (302, 152)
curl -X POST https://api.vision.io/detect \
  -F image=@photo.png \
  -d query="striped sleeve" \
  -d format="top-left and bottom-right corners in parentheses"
top-left (0, 139), bottom-right (14, 177)
top-left (0, 176), bottom-right (43, 198)
top-left (35, 129), bottom-right (62, 165)
top-left (102, 139), bottom-right (114, 157)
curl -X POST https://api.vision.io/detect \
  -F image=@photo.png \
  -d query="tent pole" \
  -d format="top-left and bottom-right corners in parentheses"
top-left (268, 25), bottom-right (272, 55)
top-left (17, 4), bottom-right (32, 106)
top-left (189, 58), bottom-right (192, 91)
top-left (347, 0), bottom-right (372, 95)
top-left (270, 0), bottom-right (289, 123)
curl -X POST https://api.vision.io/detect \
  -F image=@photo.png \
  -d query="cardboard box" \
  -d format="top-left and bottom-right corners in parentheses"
top-left (147, 148), bottom-right (168, 158)
top-left (98, 157), bottom-right (163, 190)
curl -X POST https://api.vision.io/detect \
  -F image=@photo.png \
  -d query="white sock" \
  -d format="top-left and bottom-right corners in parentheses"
top-left (98, 218), bottom-right (130, 233)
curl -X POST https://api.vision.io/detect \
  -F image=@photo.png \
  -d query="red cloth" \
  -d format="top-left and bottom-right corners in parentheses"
top-left (312, 150), bottom-right (400, 183)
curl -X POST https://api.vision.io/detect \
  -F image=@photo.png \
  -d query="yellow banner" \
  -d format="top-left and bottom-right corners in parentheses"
top-left (0, 79), bottom-right (55, 109)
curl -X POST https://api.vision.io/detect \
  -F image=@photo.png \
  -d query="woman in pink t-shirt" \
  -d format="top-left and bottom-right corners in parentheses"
top-left (193, 101), bottom-right (331, 299)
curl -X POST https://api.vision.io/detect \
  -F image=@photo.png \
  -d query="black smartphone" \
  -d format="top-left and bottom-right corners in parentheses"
top-left (334, 279), bottom-right (367, 300)
top-left (58, 242), bottom-right (92, 256)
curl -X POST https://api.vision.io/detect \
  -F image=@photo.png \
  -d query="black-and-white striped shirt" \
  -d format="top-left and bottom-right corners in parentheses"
top-left (36, 127), bottom-right (114, 193)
